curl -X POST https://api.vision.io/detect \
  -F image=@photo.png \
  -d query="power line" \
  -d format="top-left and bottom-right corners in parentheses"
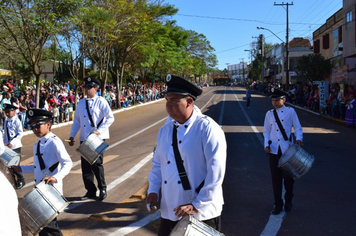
top-left (176, 14), bottom-right (321, 26)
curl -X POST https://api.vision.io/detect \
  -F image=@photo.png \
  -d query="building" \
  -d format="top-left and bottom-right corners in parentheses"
top-left (227, 62), bottom-right (248, 83)
top-left (264, 38), bottom-right (313, 85)
top-left (343, 0), bottom-right (356, 86)
top-left (40, 60), bottom-right (60, 82)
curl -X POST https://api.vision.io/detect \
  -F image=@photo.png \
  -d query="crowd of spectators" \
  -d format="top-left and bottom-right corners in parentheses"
top-left (0, 78), bottom-right (165, 130)
top-left (250, 81), bottom-right (356, 126)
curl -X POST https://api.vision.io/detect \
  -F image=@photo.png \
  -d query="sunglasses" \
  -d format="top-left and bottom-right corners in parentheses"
top-left (29, 121), bottom-right (47, 130)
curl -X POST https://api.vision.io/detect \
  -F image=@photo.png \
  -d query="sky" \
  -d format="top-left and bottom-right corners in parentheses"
top-left (164, 0), bottom-right (343, 70)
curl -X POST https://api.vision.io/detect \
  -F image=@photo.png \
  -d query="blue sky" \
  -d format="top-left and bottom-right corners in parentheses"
top-left (164, 0), bottom-right (343, 70)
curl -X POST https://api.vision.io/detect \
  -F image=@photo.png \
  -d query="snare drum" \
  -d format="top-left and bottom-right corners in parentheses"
top-left (0, 146), bottom-right (20, 167)
top-left (278, 144), bottom-right (314, 179)
top-left (19, 182), bottom-right (69, 235)
top-left (76, 133), bottom-right (109, 165)
top-left (170, 215), bottom-right (224, 236)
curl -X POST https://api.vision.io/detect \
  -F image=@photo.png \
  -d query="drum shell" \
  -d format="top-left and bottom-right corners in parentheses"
top-left (278, 144), bottom-right (314, 180)
top-left (170, 215), bottom-right (224, 236)
top-left (76, 133), bottom-right (109, 165)
top-left (19, 182), bottom-right (69, 235)
top-left (0, 146), bottom-right (20, 166)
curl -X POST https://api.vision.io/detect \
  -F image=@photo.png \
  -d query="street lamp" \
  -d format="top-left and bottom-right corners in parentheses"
top-left (257, 26), bottom-right (289, 87)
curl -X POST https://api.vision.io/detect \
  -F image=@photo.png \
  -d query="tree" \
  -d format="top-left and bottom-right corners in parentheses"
top-left (295, 53), bottom-right (331, 84)
top-left (0, 0), bottom-right (82, 107)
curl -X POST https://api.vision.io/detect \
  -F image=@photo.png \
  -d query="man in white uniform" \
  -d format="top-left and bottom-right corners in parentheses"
top-left (263, 88), bottom-right (303, 215)
top-left (146, 74), bottom-right (227, 236)
top-left (69, 77), bottom-right (114, 201)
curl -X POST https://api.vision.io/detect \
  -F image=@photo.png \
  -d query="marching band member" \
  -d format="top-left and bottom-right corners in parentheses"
top-left (68, 77), bottom-right (114, 201)
top-left (11, 109), bottom-right (72, 236)
top-left (146, 75), bottom-right (227, 236)
top-left (263, 88), bottom-right (303, 215)
top-left (3, 103), bottom-right (25, 189)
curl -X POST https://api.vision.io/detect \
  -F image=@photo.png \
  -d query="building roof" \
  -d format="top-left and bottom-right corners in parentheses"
top-left (289, 37), bottom-right (311, 47)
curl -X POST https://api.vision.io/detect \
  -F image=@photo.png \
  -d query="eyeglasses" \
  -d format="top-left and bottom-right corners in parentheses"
top-left (165, 95), bottom-right (189, 103)
top-left (29, 122), bottom-right (47, 130)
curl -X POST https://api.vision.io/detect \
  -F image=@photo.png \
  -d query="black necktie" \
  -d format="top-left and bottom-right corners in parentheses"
top-left (172, 125), bottom-right (191, 190)
top-left (36, 141), bottom-right (45, 170)
top-left (6, 120), bottom-right (10, 142)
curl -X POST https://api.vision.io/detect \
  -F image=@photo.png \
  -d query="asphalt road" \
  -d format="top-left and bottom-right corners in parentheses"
top-left (15, 86), bottom-right (356, 236)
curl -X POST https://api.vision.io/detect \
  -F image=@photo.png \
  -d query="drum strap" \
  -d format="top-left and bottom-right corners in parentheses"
top-left (86, 99), bottom-right (104, 128)
top-left (172, 125), bottom-right (204, 193)
top-left (273, 109), bottom-right (289, 141)
top-left (172, 125), bottom-right (191, 191)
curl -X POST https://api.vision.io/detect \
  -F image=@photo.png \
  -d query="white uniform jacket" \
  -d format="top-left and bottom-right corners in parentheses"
top-left (70, 96), bottom-right (114, 141)
top-left (21, 132), bottom-right (73, 194)
top-left (263, 106), bottom-right (303, 155)
top-left (0, 172), bottom-right (22, 236)
top-left (3, 116), bottom-right (23, 148)
top-left (148, 108), bottom-right (227, 221)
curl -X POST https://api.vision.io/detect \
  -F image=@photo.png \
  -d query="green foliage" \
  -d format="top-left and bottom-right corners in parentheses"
top-left (295, 53), bottom-right (331, 83)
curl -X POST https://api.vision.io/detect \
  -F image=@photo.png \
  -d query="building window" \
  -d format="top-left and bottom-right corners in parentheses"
top-left (322, 34), bottom-right (329, 49)
top-left (314, 39), bottom-right (320, 53)
top-left (346, 11), bottom-right (352, 29)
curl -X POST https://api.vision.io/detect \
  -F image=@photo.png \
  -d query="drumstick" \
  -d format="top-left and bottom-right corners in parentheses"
top-left (267, 140), bottom-right (272, 156)
top-left (63, 139), bottom-right (73, 142)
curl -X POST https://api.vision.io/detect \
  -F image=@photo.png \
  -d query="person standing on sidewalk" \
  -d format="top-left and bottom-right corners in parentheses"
top-left (68, 77), bottom-right (114, 201)
top-left (246, 86), bottom-right (251, 109)
top-left (263, 88), bottom-right (303, 215)
top-left (146, 74), bottom-right (227, 235)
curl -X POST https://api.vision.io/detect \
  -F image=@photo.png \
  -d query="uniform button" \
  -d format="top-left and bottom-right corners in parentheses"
top-left (282, 120), bottom-right (284, 121)
top-left (84, 125), bottom-right (86, 127)
top-left (34, 179), bottom-right (36, 182)
top-left (278, 139), bottom-right (280, 141)
top-left (34, 166), bottom-right (36, 168)
top-left (167, 161), bottom-right (170, 164)
top-left (84, 115), bottom-right (86, 117)
top-left (184, 125), bottom-right (188, 128)
top-left (178, 181), bottom-right (181, 184)
top-left (277, 130), bottom-right (279, 131)
top-left (179, 140), bottom-right (182, 144)
top-left (164, 181), bottom-right (167, 184)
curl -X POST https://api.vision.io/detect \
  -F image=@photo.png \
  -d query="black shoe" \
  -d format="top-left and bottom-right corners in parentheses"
top-left (81, 192), bottom-right (96, 200)
top-left (98, 189), bottom-right (107, 201)
top-left (16, 178), bottom-right (26, 189)
top-left (284, 202), bottom-right (293, 212)
top-left (271, 205), bottom-right (283, 215)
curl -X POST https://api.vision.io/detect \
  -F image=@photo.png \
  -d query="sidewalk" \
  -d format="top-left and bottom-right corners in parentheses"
top-left (22, 98), bottom-right (164, 137)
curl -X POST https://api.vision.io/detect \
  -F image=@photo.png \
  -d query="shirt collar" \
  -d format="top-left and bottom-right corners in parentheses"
top-left (38, 132), bottom-right (53, 142)
top-left (172, 109), bottom-right (198, 128)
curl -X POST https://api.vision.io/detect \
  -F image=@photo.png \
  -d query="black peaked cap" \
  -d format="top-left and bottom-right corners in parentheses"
top-left (4, 104), bottom-right (17, 111)
top-left (165, 74), bottom-right (202, 100)
top-left (270, 88), bottom-right (289, 98)
top-left (84, 77), bottom-right (101, 87)
top-left (26, 109), bottom-right (53, 124)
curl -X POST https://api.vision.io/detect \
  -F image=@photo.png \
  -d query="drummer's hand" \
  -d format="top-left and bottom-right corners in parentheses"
top-left (9, 166), bottom-right (22, 173)
top-left (7, 143), bottom-right (13, 149)
top-left (92, 130), bottom-right (100, 135)
top-left (68, 137), bottom-right (75, 146)
top-left (264, 146), bottom-right (271, 153)
top-left (146, 193), bottom-right (158, 213)
top-left (296, 140), bottom-right (304, 147)
top-left (174, 204), bottom-right (199, 218)
top-left (42, 176), bottom-right (57, 184)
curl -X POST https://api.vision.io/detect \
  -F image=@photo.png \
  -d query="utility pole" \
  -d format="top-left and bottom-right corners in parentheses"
top-left (240, 58), bottom-right (245, 82)
top-left (274, 2), bottom-right (293, 89)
